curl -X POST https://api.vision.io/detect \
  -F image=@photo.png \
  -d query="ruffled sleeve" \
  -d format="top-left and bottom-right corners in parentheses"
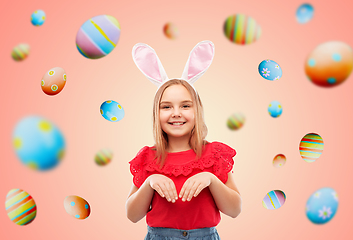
top-left (129, 146), bottom-right (151, 188)
top-left (209, 142), bottom-right (236, 183)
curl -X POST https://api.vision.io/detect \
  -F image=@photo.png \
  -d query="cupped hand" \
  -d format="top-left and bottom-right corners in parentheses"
top-left (179, 172), bottom-right (213, 202)
top-left (148, 174), bottom-right (178, 203)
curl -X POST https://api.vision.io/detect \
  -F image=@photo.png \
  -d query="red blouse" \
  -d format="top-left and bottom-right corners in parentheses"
top-left (129, 141), bottom-right (236, 230)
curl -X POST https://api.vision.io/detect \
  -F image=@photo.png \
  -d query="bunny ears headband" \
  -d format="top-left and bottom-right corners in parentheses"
top-left (132, 40), bottom-right (215, 93)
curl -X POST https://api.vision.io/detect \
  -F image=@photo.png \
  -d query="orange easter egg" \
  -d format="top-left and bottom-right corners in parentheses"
top-left (41, 67), bottom-right (66, 95)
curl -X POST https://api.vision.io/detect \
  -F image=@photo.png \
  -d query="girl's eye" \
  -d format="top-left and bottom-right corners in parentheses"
top-left (183, 105), bottom-right (190, 108)
top-left (161, 106), bottom-right (170, 109)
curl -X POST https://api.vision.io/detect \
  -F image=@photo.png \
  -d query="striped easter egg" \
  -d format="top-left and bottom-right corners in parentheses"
top-left (227, 113), bottom-right (245, 130)
top-left (299, 133), bottom-right (324, 163)
top-left (11, 44), bottom-right (30, 61)
top-left (5, 189), bottom-right (37, 225)
top-left (262, 190), bottom-right (286, 210)
top-left (95, 149), bottom-right (113, 166)
top-left (223, 14), bottom-right (261, 45)
top-left (76, 15), bottom-right (121, 59)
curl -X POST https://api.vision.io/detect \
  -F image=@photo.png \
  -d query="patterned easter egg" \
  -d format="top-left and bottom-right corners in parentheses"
top-left (262, 190), bottom-right (286, 210)
top-left (306, 187), bottom-right (338, 224)
top-left (273, 154), bottom-right (286, 167)
top-left (5, 189), bottom-right (37, 225)
top-left (31, 10), bottom-right (46, 26)
top-left (41, 67), bottom-right (66, 96)
top-left (95, 149), bottom-right (113, 166)
top-left (76, 15), bottom-right (121, 59)
top-left (12, 44), bottom-right (30, 61)
top-left (223, 14), bottom-right (261, 45)
top-left (299, 133), bottom-right (324, 163)
top-left (305, 41), bottom-right (353, 87)
top-left (13, 116), bottom-right (65, 171)
top-left (268, 100), bottom-right (282, 118)
top-left (100, 100), bottom-right (125, 122)
top-left (296, 3), bottom-right (314, 24)
top-left (64, 196), bottom-right (91, 219)
top-left (226, 113), bottom-right (245, 130)
top-left (258, 60), bottom-right (283, 81)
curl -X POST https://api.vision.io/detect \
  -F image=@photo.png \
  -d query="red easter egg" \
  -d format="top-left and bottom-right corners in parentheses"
top-left (41, 67), bottom-right (66, 95)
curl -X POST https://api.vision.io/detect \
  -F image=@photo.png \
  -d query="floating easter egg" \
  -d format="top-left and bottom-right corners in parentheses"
top-left (273, 154), bottom-right (286, 167)
top-left (11, 44), bottom-right (30, 61)
top-left (163, 22), bottom-right (179, 39)
top-left (268, 101), bottom-right (282, 118)
top-left (95, 149), bottom-right (113, 166)
top-left (258, 60), bottom-right (282, 81)
top-left (305, 41), bottom-right (353, 87)
top-left (64, 196), bottom-right (91, 219)
top-left (13, 116), bottom-right (65, 171)
top-left (41, 67), bottom-right (66, 96)
top-left (299, 133), bottom-right (323, 163)
top-left (226, 113), bottom-right (245, 130)
top-left (223, 14), bottom-right (261, 45)
top-left (262, 190), bottom-right (286, 210)
top-left (76, 15), bottom-right (121, 59)
top-left (31, 10), bottom-right (46, 26)
top-left (306, 187), bottom-right (338, 224)
top-left (100, 100), bottom-right (125, 122)
top-left (296, 4), bottom-right (314, 24)
top-left (5, 189), bottom-right (37, 225)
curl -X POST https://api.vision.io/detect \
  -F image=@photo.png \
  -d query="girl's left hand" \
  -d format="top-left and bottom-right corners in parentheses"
top-left (179, 172), bottom-right (214, 202)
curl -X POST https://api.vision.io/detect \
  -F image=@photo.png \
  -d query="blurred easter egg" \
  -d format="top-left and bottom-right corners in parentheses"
top-left (12, 44), bottom-right (30, 61)
top-left (262, 190), bottom-right (286, 210)
top-left (13, 116), bottom-right (65, 171)
top-left (305, 41), bottom-right (353, 87)
top-left (95, 149), bottom-right (113, 166)
top-left (268, 100), bottom-right (282, 118)
top-left (64, 196), bottom-right (91, 219)
top-left (226, 113), bottom-right (245, 130)
top-left (163, 22), bottom-right (179, 39)
top-left (296, 3), bottom-right (314, 24)
top-left (306, 187), bottom-right (338, 224)
top-left (273, 154), bottom-right (286, 167)
top-left (76, 15), bottom-right (121, 59)
top-left (223, 14), bottom-right (261, 45)
top-left (41, 67), bottom-right (66, 96)
top-left (299, 133), bottom-right (323, 163)
top-left (100, 100), bottom-right (125, 122)
top-left (258, 60), bottom-right (282, 81)
top-left (5, 189), bottom-right (37, 225)
top-left (31, 10), bottom-right (46, 26)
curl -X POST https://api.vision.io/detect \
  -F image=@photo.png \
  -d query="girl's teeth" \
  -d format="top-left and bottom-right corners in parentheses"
top-left (172, 123), bottom-right (184, 125)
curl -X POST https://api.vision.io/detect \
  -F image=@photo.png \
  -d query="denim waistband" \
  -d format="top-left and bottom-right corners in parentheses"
top-left (147, 225), bottom-right (217, 238)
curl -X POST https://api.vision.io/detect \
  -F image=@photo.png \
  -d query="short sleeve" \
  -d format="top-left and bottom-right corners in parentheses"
top-left (129, 146), bottom-right (150, 188)
top-left (211, 142), bottom-right (236, 183)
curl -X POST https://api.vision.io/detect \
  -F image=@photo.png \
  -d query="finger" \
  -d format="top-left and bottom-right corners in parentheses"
top-left (186, 182), bottom-right (199, 201)
top-left (153, 184), bottom-right (165, 198)
top-left (193, 184), bottom-right (205, 198)
top-left (169, 181), bottom-right (178, 201)
top-left (179, 180), bottom-right (188, 199)
top-left (161, 183), bottom-right (173, 202)
top-left (181, 181), bottom-right (193, 201)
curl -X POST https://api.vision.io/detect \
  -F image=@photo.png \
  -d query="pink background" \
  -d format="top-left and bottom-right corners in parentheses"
top-left (1, 0), bottom-right (352, 239)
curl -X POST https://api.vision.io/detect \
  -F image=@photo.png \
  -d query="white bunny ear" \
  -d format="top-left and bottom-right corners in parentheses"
top-left (132, 43), bottom-right (169, 87)
top-left (181, 40), bottom-right (215, 85)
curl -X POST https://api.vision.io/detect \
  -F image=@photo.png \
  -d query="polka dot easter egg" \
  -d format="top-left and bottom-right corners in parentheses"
top-left (296, 3), bottom-right (314, 24)
top-left (76, 15), bottom-right (121, 59)
top-left (41, 67), bottom-right (66, 96)
top-left (13, 116), bottom-right (65, 171)
top-left (262, 190), bottom-right (286, 210)
top-left (306, 187), bottom-right (338, 224)
top-left (100, 100), bottom-right (125, 122)
top-left (5, 189), bottom-right (37, 226)
top-left (95, 149), bottom-right (113, 166)
top-left (305, 41), bottom-right (353, 87)
top-left (258, 60), bottom-right (282, 81)
top-left (163, 22), bottom-right (179, 39)
top-left (268, 100), bottom-right (282, 118)
top-left (12, 43), bottom-right (30, 61)
top-left (226, 113), bottom-right (245, 130)
top-left (31, 10), bottom-right (46, 26)
top-left (299, 133), bottom-right (324, 163)
top-left (64, 196), bottom-right (91, 219)
top-left (273, 154), bottom-right (286, 167)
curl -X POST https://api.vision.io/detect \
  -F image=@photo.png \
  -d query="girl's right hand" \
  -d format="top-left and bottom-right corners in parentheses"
top-left (147, 174), bottom-right (178, 203)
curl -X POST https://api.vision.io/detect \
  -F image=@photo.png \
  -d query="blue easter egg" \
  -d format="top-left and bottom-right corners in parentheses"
top-left (268, 100), bottom-right (282, 118)
top-left (31, 10), bottom-right (46, 26)
top-left (258, 60), bottom-right (282, 81)
top-left (13, 116), bottom-right (65, 171)
top-left (306, 187), bottom-right (338, 224)
top-left (100, 100), bottom-right (125, 122)
top-left (296, 4), bottom-right (314, 24)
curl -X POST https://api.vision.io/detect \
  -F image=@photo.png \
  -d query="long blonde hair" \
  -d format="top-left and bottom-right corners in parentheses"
top-left (152, 79), bottom-right (208, 168)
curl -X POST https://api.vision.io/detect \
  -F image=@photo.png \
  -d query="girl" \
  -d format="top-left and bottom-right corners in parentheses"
top-left (126, 41), bottom-right (241, 240)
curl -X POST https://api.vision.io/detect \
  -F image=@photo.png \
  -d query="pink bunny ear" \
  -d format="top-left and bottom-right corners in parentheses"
top-left (132, 43), bottom-right (169, 87)
top-left (181, 40), bottom-right (215, 85)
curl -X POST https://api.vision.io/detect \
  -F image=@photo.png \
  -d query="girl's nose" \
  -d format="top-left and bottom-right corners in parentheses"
top-left (172, 112), bottom-right (181, 118)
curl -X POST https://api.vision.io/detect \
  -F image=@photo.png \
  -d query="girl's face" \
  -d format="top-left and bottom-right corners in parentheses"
top-left (159, 84), bottom-right (195, 140)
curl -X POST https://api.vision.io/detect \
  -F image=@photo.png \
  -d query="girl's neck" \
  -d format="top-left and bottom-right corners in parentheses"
top-left (166, 135), bottom-right (191, 153)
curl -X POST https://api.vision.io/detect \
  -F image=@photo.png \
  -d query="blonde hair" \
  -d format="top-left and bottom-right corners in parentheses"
top-left (152, 79), bottom-right (208, 168)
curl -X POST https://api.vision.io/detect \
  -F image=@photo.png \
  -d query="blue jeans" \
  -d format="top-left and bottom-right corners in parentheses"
top-left (144, 225), bottom-right (221, 240)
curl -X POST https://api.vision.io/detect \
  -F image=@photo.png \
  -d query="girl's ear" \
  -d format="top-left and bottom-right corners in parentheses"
top-left (181, 40), bottom-right (215, 85)
top-left (132, 43), bottom-right (169, 87)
